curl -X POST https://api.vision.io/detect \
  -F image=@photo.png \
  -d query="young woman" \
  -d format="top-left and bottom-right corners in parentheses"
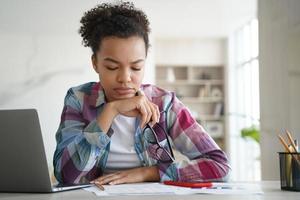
top-left (53, 1), bottom-right (230, 188)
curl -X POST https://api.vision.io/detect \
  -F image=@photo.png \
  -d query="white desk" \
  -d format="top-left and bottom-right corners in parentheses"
top-left (0, 181), bottom-right (298, 200)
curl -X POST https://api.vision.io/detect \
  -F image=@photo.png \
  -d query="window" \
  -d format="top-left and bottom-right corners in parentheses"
top-left (227, 19), bottom-right (260, 181)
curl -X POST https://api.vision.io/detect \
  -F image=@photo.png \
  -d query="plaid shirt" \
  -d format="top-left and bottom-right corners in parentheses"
top-left (53, 82), bottom-right (230, 184)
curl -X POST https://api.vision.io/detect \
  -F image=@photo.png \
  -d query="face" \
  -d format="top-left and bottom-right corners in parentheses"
top-left (92, 36), bottom-right (146, 102)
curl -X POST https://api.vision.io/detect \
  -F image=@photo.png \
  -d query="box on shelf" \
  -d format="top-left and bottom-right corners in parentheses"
top-left (205, 121), bottom-right (224, 138)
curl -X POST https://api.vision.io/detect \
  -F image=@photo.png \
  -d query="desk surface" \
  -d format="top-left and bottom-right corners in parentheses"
top-left (0, 181), bottom-right (298, 200)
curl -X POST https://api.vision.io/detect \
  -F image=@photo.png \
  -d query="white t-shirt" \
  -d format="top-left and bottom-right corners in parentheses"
top-left (104, 115), bottom-right (142, 174)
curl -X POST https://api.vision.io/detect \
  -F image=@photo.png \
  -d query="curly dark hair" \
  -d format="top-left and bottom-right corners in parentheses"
top-left (79, 1), bottom-right (150, 55)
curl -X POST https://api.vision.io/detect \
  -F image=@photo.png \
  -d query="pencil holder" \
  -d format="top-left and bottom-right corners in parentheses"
top-left (278, 152), bottom-right (300, 191)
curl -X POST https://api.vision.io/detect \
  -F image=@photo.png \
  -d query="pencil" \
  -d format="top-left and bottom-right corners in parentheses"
top-left (278, 134), bottom-right (292, 153)
top-left (278, 133), bottom-right (300, 168)
top-left (286, 130), bottom-right (298, 153)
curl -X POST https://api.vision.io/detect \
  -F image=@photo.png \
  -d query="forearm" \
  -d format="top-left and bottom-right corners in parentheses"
top-left (157, 149), bottom-right (230, 182)
top-left (54, 120), bottom-right (112, 183)
top-left (54, 136), bottom-right (98, 183)
top-left (96, 102), bottom-right (118, 133)
top-left (143, 166), bottom-right (160, 182)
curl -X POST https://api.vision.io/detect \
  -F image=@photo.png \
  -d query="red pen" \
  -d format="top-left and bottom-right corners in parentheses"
top-left (163, 181), bottom-right (213, 188)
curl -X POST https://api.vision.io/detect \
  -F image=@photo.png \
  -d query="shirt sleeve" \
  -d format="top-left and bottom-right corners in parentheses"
top-left (53, 89), bottom-right (112, 184)
top-left (157, 93), bottom-right (231, 182)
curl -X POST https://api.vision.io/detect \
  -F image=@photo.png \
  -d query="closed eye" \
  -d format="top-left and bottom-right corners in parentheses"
top-left (131, 67), bottom-right (142, 71)
top-left (106, 66), bottom-right (118, 70)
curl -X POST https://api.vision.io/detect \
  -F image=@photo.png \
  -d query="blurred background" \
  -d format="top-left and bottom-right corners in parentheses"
top-left (1, 0), bottom-right (299, 181)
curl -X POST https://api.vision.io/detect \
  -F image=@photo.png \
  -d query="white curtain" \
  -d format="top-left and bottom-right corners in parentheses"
top-left (227, 19), bottom-right (261, 181)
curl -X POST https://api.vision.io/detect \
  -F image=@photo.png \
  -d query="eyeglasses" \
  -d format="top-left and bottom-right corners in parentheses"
top-left (143, 122), bottom-right (175, 163)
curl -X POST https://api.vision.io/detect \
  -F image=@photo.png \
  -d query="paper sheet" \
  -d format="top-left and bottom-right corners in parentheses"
top-left (175, 182), bottom-right (264, 195)
top-left (83, 182), bottom-right (264, 196)
top-left (84, 183), bottom-right (186, 196)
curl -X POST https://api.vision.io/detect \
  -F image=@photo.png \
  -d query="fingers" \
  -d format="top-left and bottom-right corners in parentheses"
top-left (90, 167), bottom-right (150, 187)
top-left (94, 181), bottom-right (105, 191)
top-left (144, 102), bottom-right (159, 127)
top-left (123, 109), bottom-right (140, 117)
top-left (112, 93), bottom-right (161, 128)
top-left (137, 100), bottom-right (160, 128)
top-left (138, 103), bottom-right (148, 128)
top-left (149, 102), bottom-right (160, 126)
top-left (143, 103), bottom-right (152, 128)
top-left (92, 172), bottom-right (125, 186)
top-left (135, 90), bottom-right (153, 128)
top-left (90, 179), bottom-right (105, 190)
top-left (109, 176), bottom-right (127, 185)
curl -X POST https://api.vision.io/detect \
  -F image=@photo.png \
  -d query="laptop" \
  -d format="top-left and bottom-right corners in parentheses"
top-left (0, 109), bottom-right (92, 193)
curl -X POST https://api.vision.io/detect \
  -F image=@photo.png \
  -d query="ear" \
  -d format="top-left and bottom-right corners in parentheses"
top-left (91, 54), bottom-right (99, 73)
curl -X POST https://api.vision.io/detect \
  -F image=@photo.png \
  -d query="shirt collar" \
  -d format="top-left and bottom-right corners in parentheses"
top-left (90, 82), bottom-right (106, 108)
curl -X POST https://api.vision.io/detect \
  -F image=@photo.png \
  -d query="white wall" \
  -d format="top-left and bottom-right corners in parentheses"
top-left (259, 0), bottom-right (300, 180)
top-left (0, 34), bottom-right (95, 170)
top-left (0, 0), bottom-right (155, 171)
top-left (154, 38), bottom-right (225, 66)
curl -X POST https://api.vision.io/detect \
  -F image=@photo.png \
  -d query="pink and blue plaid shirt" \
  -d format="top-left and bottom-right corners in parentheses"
top-left (53, 82), bottom-right (230, 184)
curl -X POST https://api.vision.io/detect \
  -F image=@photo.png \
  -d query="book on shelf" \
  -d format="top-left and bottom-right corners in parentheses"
top-left (205, 121), bottom-right (223, 138)
top-left (214, 102), bottom-right (223, 117)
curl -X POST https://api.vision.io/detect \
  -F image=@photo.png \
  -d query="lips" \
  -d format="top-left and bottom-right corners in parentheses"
top-left (113, 87), bottom-right (135, 95)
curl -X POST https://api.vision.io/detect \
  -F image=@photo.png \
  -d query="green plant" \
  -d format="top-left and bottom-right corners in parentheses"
top-left (241, 126), bottom-right (260, 143)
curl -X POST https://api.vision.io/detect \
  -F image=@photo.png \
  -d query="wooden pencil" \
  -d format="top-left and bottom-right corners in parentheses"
top-left (278, 134), bottom-right (292, 152)
top-left (278, 133), bottom-right (300, 168)
top-left (286, 130), bottom-right (298, 153)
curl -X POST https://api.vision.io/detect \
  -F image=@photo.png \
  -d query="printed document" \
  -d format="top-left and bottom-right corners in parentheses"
top-left (84, 182), bottom-right (263, 196)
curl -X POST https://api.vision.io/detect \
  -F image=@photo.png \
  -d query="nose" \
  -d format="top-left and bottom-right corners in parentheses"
top-left (117, 68), bottom-right (132, 83)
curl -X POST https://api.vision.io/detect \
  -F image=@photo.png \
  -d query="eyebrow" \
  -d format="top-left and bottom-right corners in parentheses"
top-left (103, 57), bottom-right (145, 65)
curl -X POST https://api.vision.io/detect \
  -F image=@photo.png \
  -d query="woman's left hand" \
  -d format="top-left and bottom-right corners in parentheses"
top-left (90, 166), bottom-right (160, 188)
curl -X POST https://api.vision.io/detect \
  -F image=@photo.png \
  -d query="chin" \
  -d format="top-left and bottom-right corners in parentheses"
top-left (110, 94), bottom-right (134, 101)
top-left (116, 94), bottom-right (135, 99)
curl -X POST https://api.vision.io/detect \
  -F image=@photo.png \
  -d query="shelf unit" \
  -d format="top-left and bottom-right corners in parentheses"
top-left (155, 65), bottom-right (226, 150)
